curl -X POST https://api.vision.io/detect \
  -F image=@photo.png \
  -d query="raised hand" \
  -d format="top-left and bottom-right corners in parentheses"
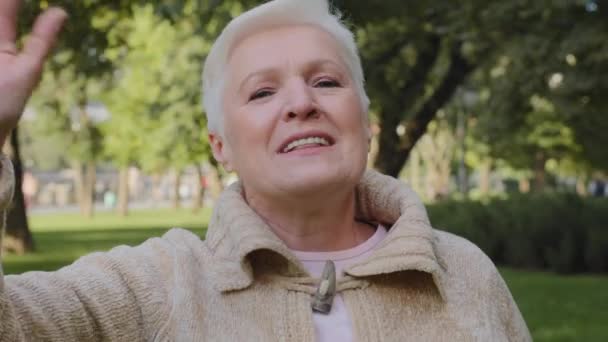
top-left (0, 0), bottom-right (67, 147)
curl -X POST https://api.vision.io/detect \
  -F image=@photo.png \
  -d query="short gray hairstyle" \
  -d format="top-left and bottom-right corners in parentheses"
top-left (202, 0), bottom-right (370, 135)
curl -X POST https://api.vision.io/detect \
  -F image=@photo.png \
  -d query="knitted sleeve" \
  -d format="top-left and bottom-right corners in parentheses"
top-left (0, 155), bottom-right (172, 341)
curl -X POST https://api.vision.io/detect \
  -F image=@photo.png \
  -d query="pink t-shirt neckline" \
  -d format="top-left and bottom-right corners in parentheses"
top-left (291, 224), bottom-right (387, 263)
top-left (289, 225), bottom-right (388, 342)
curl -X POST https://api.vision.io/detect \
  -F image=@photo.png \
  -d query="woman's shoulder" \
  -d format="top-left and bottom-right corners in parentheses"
top-left (142, 227), bottom-right (210, 263)
top-left (52, 227), bottom-right (209, 279)
top-left (431, 229), bottom-right (504, 288)
top-left (432, 229), bottom-right (488, 261)
top-left (431, 228), bottom-right (532, 340)
top-left (160, 227), bottom-right (205, 248)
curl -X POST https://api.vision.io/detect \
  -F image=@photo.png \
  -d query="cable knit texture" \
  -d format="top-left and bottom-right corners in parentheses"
top-left (0, 154), bottom-right (531, 341)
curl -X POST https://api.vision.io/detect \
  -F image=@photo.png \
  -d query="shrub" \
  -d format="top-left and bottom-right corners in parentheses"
top-left (427, 193), bottom-right (608, 274)
top-left (583, 198), bottom-right (608, 272)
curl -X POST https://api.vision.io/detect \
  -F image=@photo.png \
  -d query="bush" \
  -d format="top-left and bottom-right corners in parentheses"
top-left (427, 193), bottom-right (608, 274)
top-left (584, 198), bottom-right (608, 272)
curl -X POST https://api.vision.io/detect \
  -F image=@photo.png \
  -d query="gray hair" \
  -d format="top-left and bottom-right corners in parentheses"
top-left (202, 0), bottom-right (370, 135)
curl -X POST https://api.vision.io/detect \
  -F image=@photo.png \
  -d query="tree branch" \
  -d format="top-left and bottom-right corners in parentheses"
top-left (400, 41), bottom-right (475, 151)
top-left (363, 35), bottom-right (410, 82)
top-left (396, 34), bottom-right (441, 112)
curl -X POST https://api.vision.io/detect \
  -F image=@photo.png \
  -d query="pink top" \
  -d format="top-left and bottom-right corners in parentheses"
top-left (291, 225), bottom-right (388, 342)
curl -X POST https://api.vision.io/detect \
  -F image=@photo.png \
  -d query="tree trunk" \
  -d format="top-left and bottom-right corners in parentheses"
top-left (71, 160), bottom-right (95, 217)
top-left (117, 167), bottom-right (129, 216)
top-left (576, 176), bottom-right (588, 196)
top-left (533, 151), bottom-right (546, 192)
top-left (173, 170), bottom-right (182, 210)
top-left (192, 165), bottom-right (204, 213)
top-left (374, 104), bottom-right (408, 177)
top-left (74, 97), bottom-right (98, 217)
top-left (518, 178), bottom-right (530, 193)
top-left (408, 149), bottom-right (421, 195)
top-left (82, 161), bottom-right (95, 217)
top-left (374, 42), bottom-right (474, 177)
top-left (457, 110), bottom-right (468, 195)
top-left (151, 174), bottom-right (163, 207)
top-left (479, 159), bottom-right (492, 196)
top-left (72, 161), bottom-right (84, 210)
top-left (2, 129), bottom-right (34, 254)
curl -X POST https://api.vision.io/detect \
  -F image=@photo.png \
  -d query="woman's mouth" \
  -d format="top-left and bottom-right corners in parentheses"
top-left (282, 136), bottom-right (330, 153)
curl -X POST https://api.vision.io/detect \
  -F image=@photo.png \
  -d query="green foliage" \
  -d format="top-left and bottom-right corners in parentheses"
top-left (428, 194), bottom-right (608, 273)
top-left (471, 0), bottom-right (608, 173)
top-left (103, 3), bottom-right (210, 171)
top-left (331, 1), bottom-right (608, 176)
top-left (24, 0), bottom-right (120, 168)
top-left (28, 52), bottom-right (105, 166)
top-left (583, 198), bottom-right (608, 272)
top-left (21, 0), bottom-right (607, 180)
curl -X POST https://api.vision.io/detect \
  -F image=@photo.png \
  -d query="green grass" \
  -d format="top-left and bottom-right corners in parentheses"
top-left (501, 268), bottom-right (608, 341)
top-left (3, 208), bottom-right (210, 274)
top-left (2, 209), bottom-right (608, 341)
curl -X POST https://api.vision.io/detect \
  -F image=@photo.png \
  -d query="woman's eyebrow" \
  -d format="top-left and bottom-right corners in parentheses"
top-left (305, 59), bottom-right (345, 73)
top-left (238, 59), bottom-right (346, 92)
top-left (239, 67), bottom-right (278, 93)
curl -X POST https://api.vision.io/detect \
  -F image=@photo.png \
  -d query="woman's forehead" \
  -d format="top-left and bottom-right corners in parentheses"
top-left (227, 25), bottom-right (345, 77)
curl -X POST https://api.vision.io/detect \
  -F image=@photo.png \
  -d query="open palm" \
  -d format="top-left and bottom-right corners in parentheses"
top-left (0, 0), bottom-right (66, 146)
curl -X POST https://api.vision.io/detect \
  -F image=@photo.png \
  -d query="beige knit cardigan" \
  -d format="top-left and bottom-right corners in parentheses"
top-left (0, 154), bottom-right (531, 341)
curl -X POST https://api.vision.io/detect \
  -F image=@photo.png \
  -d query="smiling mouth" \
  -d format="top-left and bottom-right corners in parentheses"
top-left (281, 136), bottom-right (332, 153)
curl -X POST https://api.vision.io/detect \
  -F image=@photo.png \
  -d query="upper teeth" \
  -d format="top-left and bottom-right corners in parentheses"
top-left (283, 136), bottom-right (329, 153)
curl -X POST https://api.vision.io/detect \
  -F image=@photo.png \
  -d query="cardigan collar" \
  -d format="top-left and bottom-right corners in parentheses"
top-left (205, 169), bottom-right (446, 299)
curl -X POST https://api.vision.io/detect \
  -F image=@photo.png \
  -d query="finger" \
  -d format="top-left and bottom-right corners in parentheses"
top-left (21, 7), bottom-right (67, 64)
top-left (0, 41), bottom-right (18, 55)
top-left (0, 0), bottom-right (20, 42)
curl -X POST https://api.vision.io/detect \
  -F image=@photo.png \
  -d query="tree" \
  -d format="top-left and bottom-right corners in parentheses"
top-left (24, 0), bottom-right (116, 217)
top-left (335, 1), bottom-right (478, 176)
top-left (100, 0), bottom-right (256, 213)
top-left (2, 2), bottom-right (65, 253)
top-left (472, 0), bottom-right (608, 188)
top-left (334, 0), bottom-right (607, 177)
top-left (103, 3), bottom-right (213, 214)
top-left (30, 54), bottom-right (106, 215)
top-left (102, 5), bottom-right (165, 215)
top-left (2, 130), bottom-right (34, 254)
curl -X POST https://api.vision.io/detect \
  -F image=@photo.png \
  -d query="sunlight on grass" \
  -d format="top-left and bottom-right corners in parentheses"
top-left (3, 208), bottom-right (210, 274)
top-left (501, 268), bottom-right (608, 342)
top-left (28, 207), bottom-right (211, 232)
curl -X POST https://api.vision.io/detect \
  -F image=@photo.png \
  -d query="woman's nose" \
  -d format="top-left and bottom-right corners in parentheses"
top-left (283, 79), bottom-right (318, 121)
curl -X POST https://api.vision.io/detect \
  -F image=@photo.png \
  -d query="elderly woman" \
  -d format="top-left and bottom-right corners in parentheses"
top-left (0, 0), bottom-right (531, 341)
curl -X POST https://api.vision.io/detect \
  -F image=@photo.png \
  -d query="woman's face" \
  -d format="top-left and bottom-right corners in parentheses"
top-left (211, 25), bottom-right (370, 199)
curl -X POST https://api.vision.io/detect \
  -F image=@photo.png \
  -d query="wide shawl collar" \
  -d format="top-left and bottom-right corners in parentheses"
top-left (204, 169), bottom-right (447, 300)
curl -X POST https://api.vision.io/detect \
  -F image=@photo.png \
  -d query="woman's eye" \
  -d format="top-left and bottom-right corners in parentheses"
top-left (249, 89), bottom-right (274, 101)
top-left (314, 78), bottom-right (341, 88)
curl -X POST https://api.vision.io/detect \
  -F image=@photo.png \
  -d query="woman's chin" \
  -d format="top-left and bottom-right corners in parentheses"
top-left (276, 166), bottom-right (362, 195)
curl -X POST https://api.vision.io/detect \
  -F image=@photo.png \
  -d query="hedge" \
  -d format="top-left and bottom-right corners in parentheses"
top-left (427, 193), bottom-right (608, 273)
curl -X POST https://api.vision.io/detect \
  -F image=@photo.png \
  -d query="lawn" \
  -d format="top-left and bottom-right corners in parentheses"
top-left (2, 208), bottom-right (210, 274)
top-left (2, 209), bottom-right (607, 341)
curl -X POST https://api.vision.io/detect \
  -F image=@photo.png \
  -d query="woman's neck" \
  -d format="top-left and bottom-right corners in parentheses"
top-left (244, 187), bottom-right (375, 252)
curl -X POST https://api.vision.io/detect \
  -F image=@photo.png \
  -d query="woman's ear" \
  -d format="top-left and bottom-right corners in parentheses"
top-left (209, 133), bottom-right (234, 172)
